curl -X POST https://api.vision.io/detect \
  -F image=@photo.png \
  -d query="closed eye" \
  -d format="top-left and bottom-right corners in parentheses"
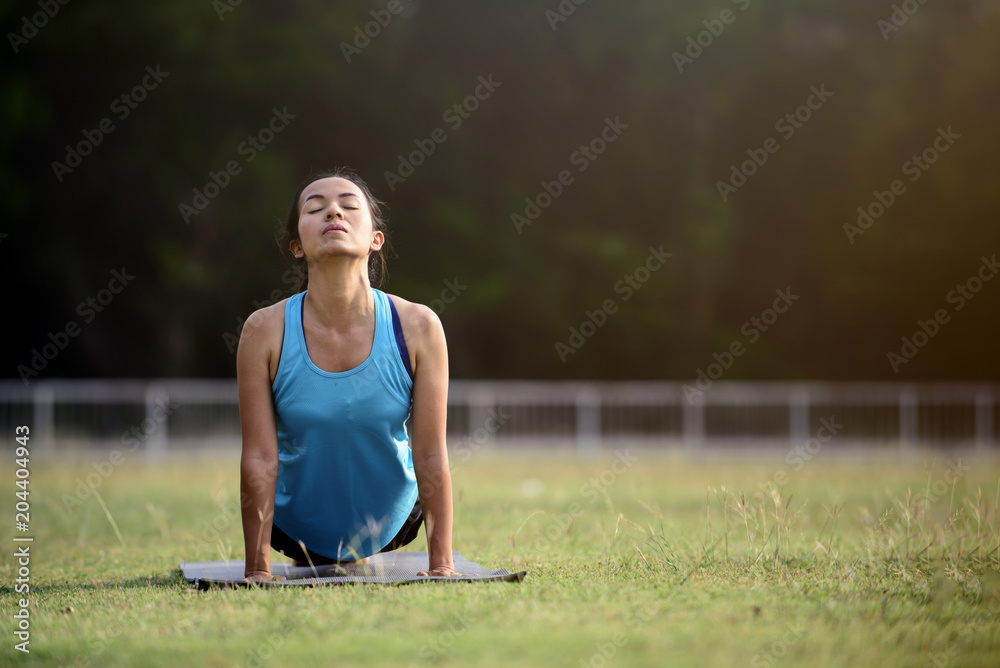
top-left (309, 206), bottom-right (357, 213)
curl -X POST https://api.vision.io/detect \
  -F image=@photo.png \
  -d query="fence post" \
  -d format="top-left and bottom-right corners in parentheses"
top-left (575, 385), bottom-right (601, 455)
top-left (33, 385), bottom-right (55, 458)
top-left (467, 386), bottom-right (497, 451)
top-left (899, 387), bottom-right (918, 449)
top-left (145, 383), bottom-right (169, 461)
top-left (683, 394), bottom-right (705, 449)
top-left (790, 386), bottom-right (810, 447)
top-left (975, 388), bottom-right (994, 451)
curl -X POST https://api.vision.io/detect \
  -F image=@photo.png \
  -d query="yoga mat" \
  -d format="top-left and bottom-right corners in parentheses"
top-left (179, 551), bottom-right (526, 589)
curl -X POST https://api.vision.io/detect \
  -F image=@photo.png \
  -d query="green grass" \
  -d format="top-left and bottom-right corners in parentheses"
top-left (3, 448), bottom-right (1000, 667)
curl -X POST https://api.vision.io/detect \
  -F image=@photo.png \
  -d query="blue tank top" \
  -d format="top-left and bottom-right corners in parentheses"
top-left (271, 287), bottom-right (418, 560)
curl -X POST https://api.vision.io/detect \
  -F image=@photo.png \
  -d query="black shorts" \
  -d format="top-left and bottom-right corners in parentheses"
top-left (270, 498), bottom-right (423, 565)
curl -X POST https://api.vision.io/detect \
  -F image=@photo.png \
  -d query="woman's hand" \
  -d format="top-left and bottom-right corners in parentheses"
top-left (417, 566), bottom-right (465, 577)
top-left (242, 571), bottom-right (286, 583)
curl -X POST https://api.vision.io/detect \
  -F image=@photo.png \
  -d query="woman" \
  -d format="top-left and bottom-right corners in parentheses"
top-left (237, 168), bottom-right (460, 581)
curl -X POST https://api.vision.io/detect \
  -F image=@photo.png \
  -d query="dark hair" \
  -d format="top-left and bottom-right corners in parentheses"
top-left (276, 167), bottom-right (392, 292)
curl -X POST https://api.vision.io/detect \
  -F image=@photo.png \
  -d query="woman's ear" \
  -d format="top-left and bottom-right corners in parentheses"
top-left (371, 230), bottom-right (384, 252)
top-left (289, 239), bottom-right (304, 259)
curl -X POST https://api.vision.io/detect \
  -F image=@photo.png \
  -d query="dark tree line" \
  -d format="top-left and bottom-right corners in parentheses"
top-left (3, 0), bottom-right (998, 382)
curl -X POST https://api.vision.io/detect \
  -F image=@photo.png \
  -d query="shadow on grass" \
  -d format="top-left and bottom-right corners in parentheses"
top-left (1, 572), bottom-right (187, 597)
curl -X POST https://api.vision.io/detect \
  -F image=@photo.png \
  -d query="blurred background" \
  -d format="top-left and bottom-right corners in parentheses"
top-left (2, 0), bottom-right (999, 452)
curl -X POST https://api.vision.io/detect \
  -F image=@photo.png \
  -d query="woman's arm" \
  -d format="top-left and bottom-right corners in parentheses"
top-left (404, 303), bottom-right (460, 576)
top-left (236, 308), bottom-right (284, 582)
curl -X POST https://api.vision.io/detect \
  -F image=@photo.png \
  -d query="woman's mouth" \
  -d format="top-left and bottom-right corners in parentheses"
top-left (323, 223), bottom-right (347, 234)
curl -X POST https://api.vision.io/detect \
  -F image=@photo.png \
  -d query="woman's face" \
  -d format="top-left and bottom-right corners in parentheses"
top-left (290, 176), bottom-right (382, 265)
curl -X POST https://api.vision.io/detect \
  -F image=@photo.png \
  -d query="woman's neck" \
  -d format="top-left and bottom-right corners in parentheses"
top-left (303, 261), bottom-right (373, 329)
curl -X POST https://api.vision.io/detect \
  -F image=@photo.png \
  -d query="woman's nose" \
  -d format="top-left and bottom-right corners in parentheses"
top-left (326, 209), bottom-right (343, 220)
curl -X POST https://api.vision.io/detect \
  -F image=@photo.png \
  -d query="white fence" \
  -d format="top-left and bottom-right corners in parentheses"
top-left (0, 379), bottom-right (996, 458)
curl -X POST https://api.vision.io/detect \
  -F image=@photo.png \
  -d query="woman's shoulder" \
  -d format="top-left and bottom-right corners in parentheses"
top-left (246, 296), bottom-right (294, 328)
top-left (383, 293), bottom-right (446, 359)
top-left (383, 292), bottom-right (441, 336)
top-left (240, 296), bottom-right (295, 354)
top-left (382, 293), bottom-right (448, 375)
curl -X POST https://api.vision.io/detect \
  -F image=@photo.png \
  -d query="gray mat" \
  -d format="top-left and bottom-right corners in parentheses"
top-left (179, 551), bottom-right (526, 589)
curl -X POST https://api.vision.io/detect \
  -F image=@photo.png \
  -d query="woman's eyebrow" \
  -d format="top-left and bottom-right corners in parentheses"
top-left (302, 192), bottom-right (360, 205)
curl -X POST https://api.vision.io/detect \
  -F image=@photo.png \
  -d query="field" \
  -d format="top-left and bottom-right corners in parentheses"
top-left (2, 447), bottom-right (1000, 667)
